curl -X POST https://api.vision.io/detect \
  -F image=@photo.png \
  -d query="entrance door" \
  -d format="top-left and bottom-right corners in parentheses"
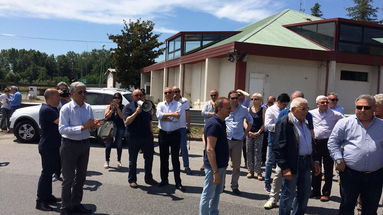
top-left (248, 73), bottom-right (265, 95)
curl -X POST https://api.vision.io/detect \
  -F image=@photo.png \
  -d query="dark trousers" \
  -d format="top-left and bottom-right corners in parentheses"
top-left (311, 138), bottom-right (333, 196)
top-left (105, 128), bottom-right (125, 162)
top-left (128, 136), bottom-right (154, 183)
top-left (242, 137), bottom-right (247, 166)
top-left (159, 129), bottom-right (181, 185)
top-left (262, 131), bottom-right (268, 164)
top-left (60, 138), bottom-right (90, 209)
top-left (0, 108), bottom-right (11, 129)
top-left (339, 167), bottom-right (383, 215)
top-left (37, 147), bottom-right (60, 202)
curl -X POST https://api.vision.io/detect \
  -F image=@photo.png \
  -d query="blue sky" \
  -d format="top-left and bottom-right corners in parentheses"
top-left (0, 0), bottom-right (382, 56)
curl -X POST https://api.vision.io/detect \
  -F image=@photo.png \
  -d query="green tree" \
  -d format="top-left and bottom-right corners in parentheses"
top-left (109, 19), bottom-right (164, 88)
top-left (346, 0), bottom-right (379, 22)
top-left (311, 3), bottom-right (323, 17)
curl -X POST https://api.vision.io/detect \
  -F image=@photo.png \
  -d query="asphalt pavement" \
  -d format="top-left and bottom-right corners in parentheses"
top-left (0, 132), bottom-right (381, 215)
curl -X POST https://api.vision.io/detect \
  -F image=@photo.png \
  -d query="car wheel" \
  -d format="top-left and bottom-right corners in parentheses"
top-left (14, 119), bottom-right (40, 143)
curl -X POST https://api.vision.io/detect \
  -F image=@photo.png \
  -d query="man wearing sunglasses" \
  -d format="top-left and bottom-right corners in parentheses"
top-left (58, 82), bottom-right (102, 215)
top-left (156, 88), bottom-right (185, 192)
top-left (200, 89), bottom-right (219, 172)
top-left (327, 92), bottom-right (345, 115)
top-left (309, 95), bottom-right (343, 202)
top-left (328, 95), bottom-right (383, 215)
top-left (123, 89), bottom-right (158, 188)
top-left (225, 90), bottom-right (253, 195)
top-left (172, 86), bottom-right (192, 175)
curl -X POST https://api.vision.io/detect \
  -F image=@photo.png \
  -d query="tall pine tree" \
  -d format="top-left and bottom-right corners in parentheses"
top-left (311, 3), bottom-right (323, 18)
top-left (346, 0), bottom-right (379, 23)
top-left (109, 19), bottom-right (164, 88)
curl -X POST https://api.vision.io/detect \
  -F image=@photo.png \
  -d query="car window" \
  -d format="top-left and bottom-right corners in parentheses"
top-left (103, 94), bottom-right (113, 105)
top-left (123, 93), bottom-right (132, 102)
top-left (86, 93), bottom-right (110, 105)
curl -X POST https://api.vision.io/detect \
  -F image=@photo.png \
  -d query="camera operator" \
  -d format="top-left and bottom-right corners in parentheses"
top-left (57, 82), bottom-right (71, 109)
top-left (50, 82), bottom-right (71, 183)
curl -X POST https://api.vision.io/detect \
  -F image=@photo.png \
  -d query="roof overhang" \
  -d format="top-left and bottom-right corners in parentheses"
top-left (142, 41), bottom-right (383, 72)
top-left (284, 18), bottom-right (383, 29)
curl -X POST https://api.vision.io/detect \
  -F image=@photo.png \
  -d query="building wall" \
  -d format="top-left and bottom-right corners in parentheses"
top-left (218, 58), bottom-right (236, 98)
top-left (151, 69), bottom-right (164, 104)
top-left (167, 67), bottom-right (180, 88)
top-left (246, 56), bottom-right (323, 108)
top-left (333, 63), bottom-right (379, 114)
top-left (203, 58), bottom-right (220, 101)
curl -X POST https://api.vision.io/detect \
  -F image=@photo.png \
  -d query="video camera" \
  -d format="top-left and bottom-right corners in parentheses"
top-left (59, 88), bottom-right (70, 97)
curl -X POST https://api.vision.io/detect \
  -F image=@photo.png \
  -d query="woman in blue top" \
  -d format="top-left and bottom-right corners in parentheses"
top-left (246, 93), bottom-right (265, 180)
top-left (103, 93), bottom-right (125, 169)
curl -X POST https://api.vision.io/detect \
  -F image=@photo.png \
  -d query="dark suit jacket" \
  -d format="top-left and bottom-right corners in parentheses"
top-left (273, 112), bottom-right (318, 174)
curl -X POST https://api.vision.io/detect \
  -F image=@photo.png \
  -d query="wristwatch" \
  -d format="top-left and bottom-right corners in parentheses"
top-left (336, 159), bottom-right (344, 164)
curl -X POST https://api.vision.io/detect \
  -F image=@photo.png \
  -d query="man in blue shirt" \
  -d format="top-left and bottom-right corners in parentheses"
top-left (58, 82), bottom-right (102, 215)
top-left (225, 90), bottom-right (253, 195)
top-left (35, 89), bottom-right (61, 211)
top-left (10, 86), bottom-right (22, 114)
top-left (123, 89), bottom-right (158, 188)
top-left (328, 95), bottom-right (383, 215)
top-left (199, 97), bottom-right (230, 215)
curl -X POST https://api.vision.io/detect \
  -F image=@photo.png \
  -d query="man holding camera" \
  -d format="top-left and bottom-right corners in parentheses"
top-left (57, 82), bottom-right (71, 109)
top-left (123, 89), bottom-right (158, 188)
top-left (51, 82), bottom-right (71, 182)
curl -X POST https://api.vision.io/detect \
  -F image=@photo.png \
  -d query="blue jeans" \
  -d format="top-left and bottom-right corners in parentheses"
top-left (179, 127), bottom-right (189, 168)
top-left (199, 167), bottom-right (226, 215)
top-left (339, 167), bottom-right (383, 215)
top-left (265, 132), bottom-right (275, 185)
top-left (279, 156), bottom-right (312, 215)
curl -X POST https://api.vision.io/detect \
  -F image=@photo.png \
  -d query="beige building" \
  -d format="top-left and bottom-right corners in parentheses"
top-left (141, 9), bottom-right (383, 114)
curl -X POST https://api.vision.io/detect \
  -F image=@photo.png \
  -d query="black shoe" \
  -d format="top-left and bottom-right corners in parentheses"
top-left (158, 181), bottom-right (169, 187)
top-left (175, 184), bottom-right (186, 192)
top-left (232, 188), bottom-right (241, 195)
top-left (47, 195), bottom-right (61, 204)
top-left (71, 204), bottom-right (92, 213)
top-left (35, 201), bottom-right (54, 211)
top-left (185, 167), bottom-right (192, 175)
top-left (145, 178), bottom-right (159, 185)
top-left (60, 208), bottom-right (71, 215)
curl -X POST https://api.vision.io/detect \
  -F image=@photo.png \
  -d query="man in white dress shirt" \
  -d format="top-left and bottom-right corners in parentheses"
top-left (309, 95), bottom-right (343, 202)
top-left (156, 87), bottom-right (185, 192)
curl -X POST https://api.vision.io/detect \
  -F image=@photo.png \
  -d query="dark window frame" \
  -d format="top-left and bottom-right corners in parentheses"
top-left (340, 70), bottom-right (368, 82)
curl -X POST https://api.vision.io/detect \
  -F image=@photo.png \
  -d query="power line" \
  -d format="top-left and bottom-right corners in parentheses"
top-left (0, 33), bottom-right (114, 44)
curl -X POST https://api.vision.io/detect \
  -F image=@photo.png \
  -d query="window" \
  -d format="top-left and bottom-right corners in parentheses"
top-left (338, 24), bottom-right (383, 56)
top-left (339, 24), bottom-right (362, 43)
top-left (166, 36), bottom-right (181, 60)
top-left (123, 93), bottom-right (132, 102)
top-left (340, 70), bottom-right (368, 82)
top-left (288, 22), bottom-right (335, 49)
top-left (185, 34), bottom-right (202, 53)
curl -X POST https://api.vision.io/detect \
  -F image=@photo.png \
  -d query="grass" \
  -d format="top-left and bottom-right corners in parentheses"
top-left (152, 125), bottom-right (203, 140)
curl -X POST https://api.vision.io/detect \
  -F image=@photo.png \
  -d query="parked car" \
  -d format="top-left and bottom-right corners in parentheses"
top-left (10, 88), bottom-right (132, 143)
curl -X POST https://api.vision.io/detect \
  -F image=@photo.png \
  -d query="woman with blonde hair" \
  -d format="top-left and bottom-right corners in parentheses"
top-left (246, 93), bottom-right (265, 180)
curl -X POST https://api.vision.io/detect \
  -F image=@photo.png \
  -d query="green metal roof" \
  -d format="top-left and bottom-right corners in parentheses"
top-left (206, 9), bottom-right (327, 51)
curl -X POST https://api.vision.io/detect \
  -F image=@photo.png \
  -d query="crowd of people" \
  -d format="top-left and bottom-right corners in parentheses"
top-left (28, 81), bottom-right (383, 215)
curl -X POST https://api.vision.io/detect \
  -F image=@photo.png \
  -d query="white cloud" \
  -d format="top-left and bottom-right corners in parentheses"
top-left (0, 0), bottom-right (283, 33)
